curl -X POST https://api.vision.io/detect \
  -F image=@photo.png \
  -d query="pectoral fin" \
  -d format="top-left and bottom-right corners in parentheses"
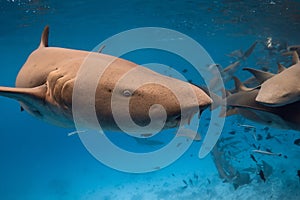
top-left (0, 85), bottom-right (47, 104)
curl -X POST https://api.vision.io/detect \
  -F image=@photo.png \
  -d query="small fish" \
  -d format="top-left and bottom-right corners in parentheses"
top-left (182, 180), bottom-right (188, 189)
top-left (189, 178), bottom-right (193, 186)
top-left (263, 127), bottom-right (269, 132)
top-left (238, 124), bottom-right (255, 129)
top-left (182, 69), bottom-right (188, 73)
top-left (228, 130), bottom-right (236, 135)
top-left (250, 154), bottom-right (258, 163)
top-left (67, 130), bottom-right (87, 136)
top-left (220, 136), bottom-right (235, 141)
top-left (194, 173), bottom-right (199, 180)
top-left (294, 138), bottom-right (300, 146)
top-left (274, 137), bottom-right (282, 144)
top-left (257, 134), bottom-right (263, 141)
top-left (207, 178), bottom-right (211, 184)
top-left (259, 170), bottom-right (266, 182)
top-left (252, 143), bottom-right (258, 149)
top-left (239, 124), bottom-right (257, 140)
top-left (238, 124), bottom-right (256, 132)
top-left (252, 149), bottom-right (282, 157)
top-left (265, 132), bottom-right (273, 140)
top-left (297, 170), bottom-right (300, 181)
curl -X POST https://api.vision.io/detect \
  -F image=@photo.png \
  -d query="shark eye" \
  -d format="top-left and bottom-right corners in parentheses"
top-left (122, 90), bottom-right (132, 97)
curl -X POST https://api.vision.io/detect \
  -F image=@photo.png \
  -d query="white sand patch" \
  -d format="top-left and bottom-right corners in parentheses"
top-left (80, 169), bottom-right (300, 200)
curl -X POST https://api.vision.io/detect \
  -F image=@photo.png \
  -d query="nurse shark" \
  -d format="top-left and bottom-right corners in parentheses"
top-left (223, 77), bottom-right (300, 131)
top-left (255, 51), bottom-right (300, 106)
top-left (0, 26), bottom-right (212, 135)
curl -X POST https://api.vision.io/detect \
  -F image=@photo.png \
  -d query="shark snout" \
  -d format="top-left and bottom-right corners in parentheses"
top-left (256, 94), bottom-right (294, 107)
top-left (127, 81), bottom-right (212, 129)
top-left (190, 84), bottom-right (213, 109)
top-left (255, 93), bottom-right (278, 107)
top-left (165, 84), bottom-right (212, 128)
top-left (255, 85), bottom-right (293, 107)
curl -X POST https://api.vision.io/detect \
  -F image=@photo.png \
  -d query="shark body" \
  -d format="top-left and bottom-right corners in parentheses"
top-left (0, 26), bottom-right (212, 133)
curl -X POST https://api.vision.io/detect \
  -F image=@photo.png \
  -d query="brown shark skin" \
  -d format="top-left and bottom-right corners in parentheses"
top-left (0, 26), bottom-right (212, 131)
top-left (226, 88), bottom-right (300, 131)
top-left (255, 52), bottom-right (300, 107)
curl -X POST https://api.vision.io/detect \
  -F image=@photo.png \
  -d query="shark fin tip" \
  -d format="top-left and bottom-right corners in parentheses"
top-left (39, 25), bottom-right (49, 48)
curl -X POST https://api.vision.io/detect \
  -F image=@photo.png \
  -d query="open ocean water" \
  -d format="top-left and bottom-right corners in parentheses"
top-left (0, 0), bottom-right (300, 199)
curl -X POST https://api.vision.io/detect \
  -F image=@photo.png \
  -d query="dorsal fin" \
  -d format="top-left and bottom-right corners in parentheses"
top-left (243, 68), bottom-right (274, 84)
top-left (292, 51), bottom-right (299, 65)
top-left (39, 26), bottom-right (49, 48)
top-left (277, 63), bottom-right (286, 73)
top-left (232, 76), bottom-right (252, 92)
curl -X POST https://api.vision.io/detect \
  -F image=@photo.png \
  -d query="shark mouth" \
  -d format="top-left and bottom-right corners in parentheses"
top-left (165, 106), bottom-right (205, 128)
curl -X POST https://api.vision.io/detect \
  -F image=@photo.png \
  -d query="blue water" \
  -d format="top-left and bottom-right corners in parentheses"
top-left (1, 0), bottom-right (300, 199)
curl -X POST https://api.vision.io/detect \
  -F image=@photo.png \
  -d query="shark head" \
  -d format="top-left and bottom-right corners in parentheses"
top-left (73, 56), bottom-right (212, 132)
top-left (100, 65), bottom-right (212, 132)
top-left (242, 51), bottom-right (300, 107)
top-left (256, 79), bottom-right (300, 106)
top-left (255, 62), bottom-right (300, 107)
